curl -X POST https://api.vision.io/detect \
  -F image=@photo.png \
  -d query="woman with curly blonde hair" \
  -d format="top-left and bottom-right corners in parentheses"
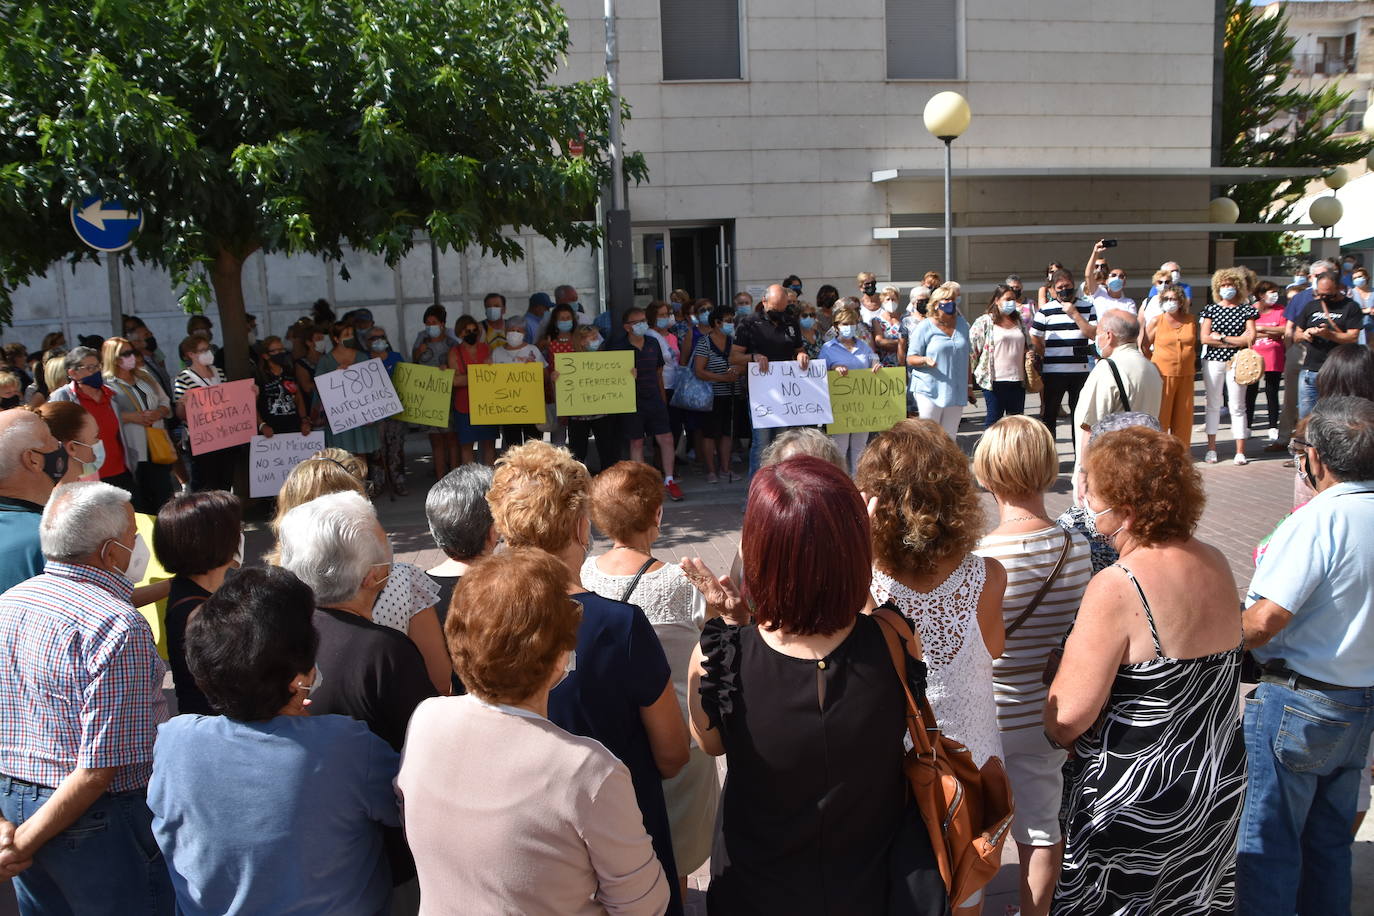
top-left (856, 419), bottom-right (1007, 768)
top-left (1199, 267), bottom-right (1258, 464)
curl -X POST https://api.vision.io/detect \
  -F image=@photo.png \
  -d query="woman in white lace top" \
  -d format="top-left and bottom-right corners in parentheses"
top-left (581, 461), bottom-right (718, 892)
top-left (856, 419), bottom-right (1008, 769)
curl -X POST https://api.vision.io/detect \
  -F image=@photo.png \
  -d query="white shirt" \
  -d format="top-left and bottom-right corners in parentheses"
top-left (1086, 285), bottom-right (1137, 319)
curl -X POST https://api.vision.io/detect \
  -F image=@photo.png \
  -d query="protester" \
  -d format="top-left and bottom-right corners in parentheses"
top-left (1273, 260), bottom-right (1335, 447)
top-left (1292, 272), bottom-right (1363, 419)
top-left (1240, 396), bottom-right (1374, 915)
top-left (818, 304), bottom-right (882, 474)
top-left (646, 300), bottom-right (689, 455)
top-left (185, 315), bottom-right (224, 369)
top-left (686, 456), bottom-right (944, 915)
top-left (611, 306), bottom-right (681, 500)
top-left (276, 490), bottom-right (436, 903)
top-left (860, 420), bottom-right (1007, 771)
top-left (0, 482), bottom-right (172, 913)
top-left (1082, 239), bottom-right (1135, 318)
top-left (287, 317), bottom-right (327, 399)
top-left (969, 283), bottom-right (1031, 427)
top-left (735, 284), bottom-right (809, 477)
top-left (36, 400), bottom-right (101, 485)
top-left (797, 300), bottom-right (823, 359)
top-left (492, 315), bottom-right (545, 451)
top-left (0, 410), bottom-right (64, 593)
top-left (1073, 312), bottom-right (1163, 446)
top-left (760, 426), bottom-right (846, 471)
top-left (907, 284), bottom-right (972, 439)
top-left (871, 286), bottom-right (908, 368)
top-left (0, 371), bottom-right (22, 411)
top-left (152, 490), bottom-right (243, 716)
top-left (582, 461), bottom-right (719, 894)
top-left (255, 336), bottom-right (311, 436)
top-left (1046, 427), bottom-right (1245, 914)
top-left (148, 566), bottom-right (400, 916)
top-left (1031, 269), bottom-right (1098, 447)
top-left (272, 451), bottom-right (451, 697)
top-left (1200, 267), bottom-right (1259, 465)
top-left (400, 548), bottom-right (670, 915)
top-left (49, 346), bottom-right (135, 493)
top-left (815, 284), bottom-right (839, 333)
top-left (423, 463), bottom-right (496, 622)
top-left (690, 304), bottom-right (743, 484)
top-left (172, 334), bottom-right (237, 491)
top-left (1248, 281), bottom-right (1288, 442)
top-left (410, 306), bottom-right (462, 478)
top-left (361, 325), bottom-right (408, 497)
top-left (1142, 283), bottom-right (1198, 446)
top-left (447, 314), bottom-right (498, 466)
top-left (101, 336), bottom-right (174, 513)
top-left (313, 321), bottom-right (381, 462)
top-left (480, 292), bottom-right (508, 349)
top-left (565, 325), bottom-right (619, 472)
top-left (525, 291), bottom-right (554, 344)
top-left (972, 417), bottom-right (1092, 916)
top-left (485, 440), bottom-right (688, 914)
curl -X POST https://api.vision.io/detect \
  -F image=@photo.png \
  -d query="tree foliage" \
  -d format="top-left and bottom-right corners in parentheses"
top-left (1220, 0), bottom-right (1374, 256)
top-left (0, 0), bottom-right (644, 375)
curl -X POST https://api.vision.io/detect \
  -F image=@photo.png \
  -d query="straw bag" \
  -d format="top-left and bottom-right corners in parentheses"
top-left (872, 606), bottom-right (1015, 907)
top-left (1229, 348), bottom-right (1264, 386)
top-left (1024, 350), bottom-right (1043, 393)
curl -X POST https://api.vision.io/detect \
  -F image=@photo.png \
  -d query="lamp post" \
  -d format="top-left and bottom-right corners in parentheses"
top-left (923, 92), bottom-right (971, 282)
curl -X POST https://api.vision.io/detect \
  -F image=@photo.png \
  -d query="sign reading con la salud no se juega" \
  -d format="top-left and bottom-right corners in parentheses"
top-left (747, 360), bottom-right (832, 428)
top-left (316, 359), bottom-right (404, 434)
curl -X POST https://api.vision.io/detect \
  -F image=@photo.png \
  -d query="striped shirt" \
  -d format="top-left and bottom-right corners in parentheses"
top-left (1030, 299), bottom-right (1097, 373)
top-left (691, 333), bottom-right (735, 396)
top-left (173, 366), bottom-right (227, 402)
top-left (974, 527), bottom-right (1092, 732)
top-left (0, 562), bottom-right (168, 791)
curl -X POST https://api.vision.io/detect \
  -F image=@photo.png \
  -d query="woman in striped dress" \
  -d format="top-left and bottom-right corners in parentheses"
top-left (1045, 427), bottom-right (1246, 915)
top-left (972, 417), bottom-right (1092, 916)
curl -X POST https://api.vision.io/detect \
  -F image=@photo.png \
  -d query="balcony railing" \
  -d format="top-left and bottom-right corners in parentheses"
top-left (1291, 52), bottom-right (1357, 76)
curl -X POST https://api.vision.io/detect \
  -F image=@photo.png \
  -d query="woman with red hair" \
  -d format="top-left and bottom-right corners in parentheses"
top-left (686, 456), bottom-right (943, 915)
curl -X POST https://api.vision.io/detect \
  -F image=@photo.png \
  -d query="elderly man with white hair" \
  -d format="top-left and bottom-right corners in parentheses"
top-left (0, 481), bottom-right (171, 913)
top-left (1072, 312), bottom-right (1164, 498)
top-left (0, 409), bottom-right (68, 594)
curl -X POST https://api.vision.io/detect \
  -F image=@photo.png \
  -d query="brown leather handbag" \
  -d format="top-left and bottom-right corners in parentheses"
top-left (873, 607), bottom-right (1015, 908)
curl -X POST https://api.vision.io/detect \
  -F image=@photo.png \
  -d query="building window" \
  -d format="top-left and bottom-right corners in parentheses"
top-left (661, 0), bottom-right (742, 81)
top-left (889, 213), bottom-right (947, 283)
top-left (886, 0), bottom-right (960, 80)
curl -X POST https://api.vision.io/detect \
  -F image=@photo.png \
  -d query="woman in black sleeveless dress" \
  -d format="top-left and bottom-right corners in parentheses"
top-left (685, 456), bottom-right (943, 915)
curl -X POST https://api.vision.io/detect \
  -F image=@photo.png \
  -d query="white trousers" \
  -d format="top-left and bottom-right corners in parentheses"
top-left (915, 396), bottom-right (963, 439)
top-left (1202, 359), bottom-right (1248, 440)
top-left (829, 432), bottom-right (867, 476)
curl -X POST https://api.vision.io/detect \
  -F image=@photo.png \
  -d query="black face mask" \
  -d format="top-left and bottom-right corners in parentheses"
top-left (270, 352), bottom-right (293, 370)
top-left (0, 396), bottom-right (19, 410)
top-left (1056, 288), bottom-right (1075, 301)
top-left (37, 446), bottom-right (68, 483)
top-left (462, 331), bottom-right (480, 345)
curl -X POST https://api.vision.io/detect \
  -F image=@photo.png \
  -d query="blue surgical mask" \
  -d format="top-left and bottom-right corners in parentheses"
top-left (1107, 277), bottom-right (1124, 293)
top-left (425, 324), bottom-right (442, 339)
top-left (999, 302), bottom-right (1018, 316)
top-left (736, 307), bottom-right (751, 319)
top-left (838, 324), bottom-right (857, 339)
top-left (586, 338), bottom-right (602, 351)
top-left (938, 301), bottom-right (957, 315)
top-left (630, 321), bottom-right (649, 337)
top-left (655, 316), bottom-right (671, 329)
top-left (1355, 277), bottom-right (1367, 288)
top-left (800, 316), bottom-right (816, 329)
top-left (1219, 286), bottom-right (1237, 301)
top-left (721, 322), bottom-right (735, 336)
top-left (556, 319), bottom-right (574, 333)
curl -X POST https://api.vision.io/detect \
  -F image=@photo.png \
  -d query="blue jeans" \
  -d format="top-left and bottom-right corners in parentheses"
top-left (1236, 681), bottom-right (1374, 916)
top-left (1298, 368), bottom-right (1320, 419)
top-left (0, 777), bottom-right (173, 916)
top-left (982, 381), bottom-right (1026, 428)
top-left (747, 425), bottom-right (780, 480)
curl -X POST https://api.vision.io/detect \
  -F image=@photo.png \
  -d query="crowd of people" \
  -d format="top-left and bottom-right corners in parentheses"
top-left (0, 250), bottom-right (1370, 916)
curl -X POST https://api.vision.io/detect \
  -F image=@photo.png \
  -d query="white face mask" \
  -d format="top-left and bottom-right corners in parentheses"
top-left (246, 329), bottom-right (258, 345)
top-left (107, 532), bottom-right (151, 583)
top-left (882, 300), bottom-right (899, 314)
top-left (117, 355), bottom-right (136, 371)
top-left (313, 338), bottom-right (328, 353)
top-left (505, 331), bottom-right (525, 348)
top-left (1161, 300), bottom-right (1180, 314)
top-left (1219, 286), bottom-right (1237, 301)
top-left (195, 350), bottom-right (215, 366)
top-left (1264, 291), bottom-right (1280, 305)
top-left (999, 301), bottom-right (1018, 316)
top-left (73, 439), bottom-right (105, 477)
top-left (1170, 270), bottom-right (1181, 283)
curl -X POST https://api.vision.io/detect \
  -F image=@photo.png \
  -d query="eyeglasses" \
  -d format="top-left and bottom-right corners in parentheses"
top-left (1288, 437), bottom-right (1311, 459)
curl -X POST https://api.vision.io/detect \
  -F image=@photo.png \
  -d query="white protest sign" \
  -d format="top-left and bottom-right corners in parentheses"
top-left (315, 358), bottom-right (404, 434)
top-left (747, 359), bottom-right (832, 428)
top-left (248, 431), bottom-right (327, 498)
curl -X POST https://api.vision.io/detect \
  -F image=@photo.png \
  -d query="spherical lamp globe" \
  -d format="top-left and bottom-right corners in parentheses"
top-left (1324, 166), bottom-right (1350, 190)
top-left (923, 92), bottom-right (971, 141)
top-left (1310, 195), bottom-right (1344, 228)
top-left (1209, 196), bottom-right (1240, 224)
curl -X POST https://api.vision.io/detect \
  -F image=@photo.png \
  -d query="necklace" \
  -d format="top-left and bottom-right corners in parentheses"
top-left (999, 514), bottom-right (1048, 525)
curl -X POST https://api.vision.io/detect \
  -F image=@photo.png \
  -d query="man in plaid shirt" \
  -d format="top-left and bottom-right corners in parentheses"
top-left (0, 481), bottom-right (172, 913)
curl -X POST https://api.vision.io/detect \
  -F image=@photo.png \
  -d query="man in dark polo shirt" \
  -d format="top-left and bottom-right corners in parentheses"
top-left (1293, 273), bottom-right (1363, 418)
top-left (732, 284), bottom-right (810, 478)
top-left (0, 410), bottom-right (66, 594)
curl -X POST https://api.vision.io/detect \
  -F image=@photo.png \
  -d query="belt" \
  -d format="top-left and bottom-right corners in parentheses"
top-left (1259, 666), bottom-right (1363, 692)
top-left (0, 774), bottom-right (53, 791)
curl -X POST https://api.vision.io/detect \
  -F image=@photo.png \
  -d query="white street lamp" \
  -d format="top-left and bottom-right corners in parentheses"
top-left (1310, 196), bottom-right (1343, 236)
top-left (923, 92), bottom-right (971, 282)
top-left (1209, 197), bottom-right (1240, 224)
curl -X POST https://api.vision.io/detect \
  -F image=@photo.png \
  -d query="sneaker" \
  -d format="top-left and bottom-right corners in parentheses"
top-left (1204, 449), bottom-right (1218, 464)
top-left (666, 480), bottom-right (684, 502)
top-left (1234, 454), bottom-right (1250, 466)
top-left (1268, 427), bottom-right (1279, 442)
top-left (706, 473), bottom-right (719, 484)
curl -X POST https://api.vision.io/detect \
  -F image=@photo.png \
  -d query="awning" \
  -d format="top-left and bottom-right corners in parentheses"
top-left (872, 166), bottom-right (1327, 183)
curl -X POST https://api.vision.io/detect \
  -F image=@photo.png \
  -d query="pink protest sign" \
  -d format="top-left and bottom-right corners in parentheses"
top-left (183, 378), bottom-right (257, 455)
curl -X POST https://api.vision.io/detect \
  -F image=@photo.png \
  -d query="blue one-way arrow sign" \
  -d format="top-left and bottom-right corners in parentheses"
top-left (70, 195), bottom-right (143, 252)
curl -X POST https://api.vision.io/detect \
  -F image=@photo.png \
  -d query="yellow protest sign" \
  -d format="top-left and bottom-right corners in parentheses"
top-left (826, 367), bottom-right (908, 435)
top-left (392, 363), bottom-right (454, 428)
top-left (554, 351), bottom-right (636, 416)
top-left (468, 362), bottom-right (544, 424)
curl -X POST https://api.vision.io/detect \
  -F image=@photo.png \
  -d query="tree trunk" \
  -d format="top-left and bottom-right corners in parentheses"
top-left (207, 244), bottom-right (258, 382)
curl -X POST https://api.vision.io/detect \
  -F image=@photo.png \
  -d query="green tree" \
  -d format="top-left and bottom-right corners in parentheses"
top-left (1221, 0), bottom-right (1374, 256)
top-left (0, 0), bottom-right (644, 377)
